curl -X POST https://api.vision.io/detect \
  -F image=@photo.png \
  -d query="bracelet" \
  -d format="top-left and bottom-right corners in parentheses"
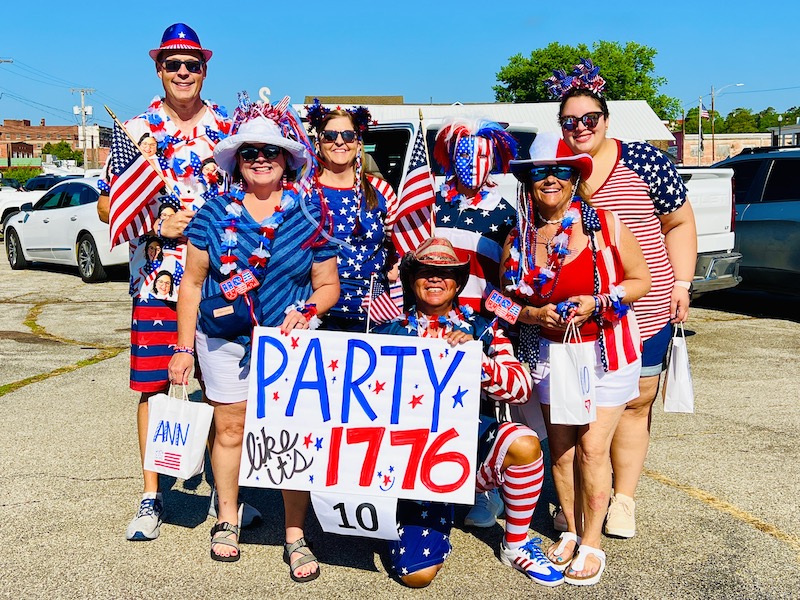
top-left (674, 280), bottom-right (692, 290)
top-left (173, 345), bottom-right (195, 356)
top-left (300, 303), bottom-right (318, 321)
top-left (156, 218), bottom-right (164, 238)
top-left (593, 295), bottom-right (601, 316)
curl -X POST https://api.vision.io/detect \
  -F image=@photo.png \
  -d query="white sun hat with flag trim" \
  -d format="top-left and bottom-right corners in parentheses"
top-left (149, 23), bottom-right (213, 62)
top-left (509, 131), bottom-right (593, 181)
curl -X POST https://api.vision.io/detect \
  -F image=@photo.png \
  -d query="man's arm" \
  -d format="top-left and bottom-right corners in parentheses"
top-left (97, 193), bottom-right (110, 223)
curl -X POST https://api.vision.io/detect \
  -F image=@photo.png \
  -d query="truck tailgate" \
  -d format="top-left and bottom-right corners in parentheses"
top-left (680, 167), bottom-right (735, 254)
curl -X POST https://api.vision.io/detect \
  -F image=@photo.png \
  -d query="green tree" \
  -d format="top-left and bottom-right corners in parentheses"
top-left (493, 41), bottom-right (681, 120)
top-left (41, 141), bottom-right (83, 165)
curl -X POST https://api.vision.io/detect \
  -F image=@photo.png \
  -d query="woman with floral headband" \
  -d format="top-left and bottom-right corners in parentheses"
top-left (305, 99), bottom-right (400, 332)
top-left (502, 131), bottom-right (650, 586)
top-left (168, 94), bottom-right (339, 580)
top-left (547, 59), bottom-right (697, 541)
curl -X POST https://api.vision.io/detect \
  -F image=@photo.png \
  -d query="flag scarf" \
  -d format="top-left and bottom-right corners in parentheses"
top-left (393, 125), bottom-right (436, 255)
top-left (108, 122), bottom-right (164, 247)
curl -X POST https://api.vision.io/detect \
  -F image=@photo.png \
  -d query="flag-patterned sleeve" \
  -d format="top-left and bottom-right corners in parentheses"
top-left (480, 323), bottom-right (532, 405)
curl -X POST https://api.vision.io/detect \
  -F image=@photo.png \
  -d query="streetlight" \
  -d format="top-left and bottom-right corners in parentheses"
top-left (777, 114), bottom-right (783, 147)
top-left (711, 83), bottom-right (744, 162)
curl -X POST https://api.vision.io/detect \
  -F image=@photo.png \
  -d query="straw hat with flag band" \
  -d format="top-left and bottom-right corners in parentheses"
top-left (149, 23), bottom-right (213, 62)
top-left (399, 237), bottom-right (471, 310)
top-left (509, 131), bottom-right (593, 182)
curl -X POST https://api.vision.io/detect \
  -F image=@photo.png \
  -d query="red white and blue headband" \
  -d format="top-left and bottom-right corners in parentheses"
top-left (544, 58), bottom-right (606, 100)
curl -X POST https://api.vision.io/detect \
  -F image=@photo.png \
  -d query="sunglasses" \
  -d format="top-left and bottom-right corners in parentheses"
top-left (320, 129), bottom-right (358, 143)
top-left (529, 166), bottom-right (577, 182)
top-left (559, 111), bottom-right (604, 131)
top-left (238, 145), bottom-right (283, 161)
top-left (161, 59), bottom-right (205, 74)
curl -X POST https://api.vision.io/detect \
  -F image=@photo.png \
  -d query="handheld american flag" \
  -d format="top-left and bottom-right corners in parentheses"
top-left (108, 121), bottom-right (164, 247)
top-left (393, 125), bottom-right (436, 255)
top-left (362, 275), bottom-right (403, 330)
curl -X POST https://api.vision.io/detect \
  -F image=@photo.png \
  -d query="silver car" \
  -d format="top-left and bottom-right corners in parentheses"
top-left (714, 148), bottom-right (800, 293)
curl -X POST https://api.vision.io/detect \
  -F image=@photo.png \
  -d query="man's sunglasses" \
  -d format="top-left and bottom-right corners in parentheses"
top-left (320, 129), bottom-right (358, 143)
top-left (161, 59), bottom-right (205, 74)
top-left (238, 145), bottom-right (283, 161)
top-left (529, 165), bottom-right (577, 182)
top-left (559, 111), bottom-right (604, 131)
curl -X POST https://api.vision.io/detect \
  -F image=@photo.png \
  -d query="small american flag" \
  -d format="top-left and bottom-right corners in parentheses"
top-left (700, 104), bottom-right (710, 119)
top-left (108, 122), bottom-right (164, 247)
top-left (393, 125), bottom-right (436, 256)
top-left (362, 275), bottom-right (403, 327)
top-left (154, 450), bottom-right (181, 470)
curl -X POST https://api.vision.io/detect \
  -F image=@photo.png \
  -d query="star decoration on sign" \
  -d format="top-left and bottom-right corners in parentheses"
top-left (329, 359), bottom-right (339, 371)
top-left (410, 394), bottom-right (423, 408)
top-left (291, 337), bottom-right (299, 349)
top-left (273, 391), bottom-right (280, 401)
top-left (315, 437), bottom-right (324, 451)
top-left (452, 386), bottom-right (467, 408)
top-left (303, 433), bottom-right (313, 449)
top-left (373, 380), bottom-right (386, 394)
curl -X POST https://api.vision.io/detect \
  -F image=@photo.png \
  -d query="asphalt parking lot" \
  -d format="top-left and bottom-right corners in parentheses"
top-left (1, 260), bottom-right (799, 600)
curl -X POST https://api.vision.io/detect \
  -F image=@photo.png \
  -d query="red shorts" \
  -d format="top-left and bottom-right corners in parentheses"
top-left (130, 297), bottom-right (178, 393)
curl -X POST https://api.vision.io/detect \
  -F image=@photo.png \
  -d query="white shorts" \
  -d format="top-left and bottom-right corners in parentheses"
top-left (195, 330), bottom-right (250, 404)
top-left (532, 337), bottom-right (640, 408)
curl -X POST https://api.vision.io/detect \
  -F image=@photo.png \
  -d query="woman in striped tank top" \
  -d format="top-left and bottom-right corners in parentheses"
top-left (554, 60), bottom-right (697, 541)
top-left (502, 131), bottom-right (650, 586)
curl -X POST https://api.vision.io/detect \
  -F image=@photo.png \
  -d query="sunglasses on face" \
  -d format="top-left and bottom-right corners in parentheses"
top-left (559, 111), bottom-right (604, 131)
top-left (161, 59), bottom-right (205, 73)
top-left (529, 166), bottom-right (577, 182)
top-left (237, 145), bottom-right (283, 161)
top-left (320, 129), bottom-right (358, 143)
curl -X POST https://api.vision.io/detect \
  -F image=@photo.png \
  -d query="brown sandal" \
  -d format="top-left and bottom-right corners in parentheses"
top-left (210, 522), bottom-right (240, 562)
top-left (283, 537), bottom-right (320, 582)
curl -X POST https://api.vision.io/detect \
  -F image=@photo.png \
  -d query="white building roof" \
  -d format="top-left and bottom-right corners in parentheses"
top-left (294, 100), bottom-right (674, 142)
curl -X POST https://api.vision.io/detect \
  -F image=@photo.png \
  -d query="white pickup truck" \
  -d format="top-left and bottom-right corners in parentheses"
top-left (361, 120), bottom-right (741, 296)
top-left (0, 187), bottom-right (46, 236)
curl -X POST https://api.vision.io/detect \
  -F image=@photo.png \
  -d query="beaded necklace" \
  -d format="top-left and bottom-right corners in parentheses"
top-left (402, 304), bottom-right (476, 337)
top-left (218, 183), bottom-right (299, 278)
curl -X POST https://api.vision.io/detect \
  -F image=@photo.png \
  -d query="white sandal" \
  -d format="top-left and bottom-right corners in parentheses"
top-left (564, 544), bottom-right (606, 586)
top-left (547, 531), bottom-right (581, 572)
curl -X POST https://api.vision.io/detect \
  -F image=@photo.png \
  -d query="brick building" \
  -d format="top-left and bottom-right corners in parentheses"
top-left (0, 119), bottom-right (111, 169)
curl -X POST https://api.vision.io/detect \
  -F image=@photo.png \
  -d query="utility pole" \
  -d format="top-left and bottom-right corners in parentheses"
top-left (71, 88), bottom-right (95, 170)
top-left (698, 96), bottom-right (703, 167)
top-left (711, 85), bottom-right (716, 163)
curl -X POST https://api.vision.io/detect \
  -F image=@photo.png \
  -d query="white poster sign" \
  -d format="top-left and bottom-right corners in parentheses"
top-left (240, 327), bottom-right (481, 505)
top-left (311, 492), bottom-right (400, 540)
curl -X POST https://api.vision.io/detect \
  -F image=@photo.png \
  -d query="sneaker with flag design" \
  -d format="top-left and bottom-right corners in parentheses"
top-left (500, 537), bottom-right (565, 587)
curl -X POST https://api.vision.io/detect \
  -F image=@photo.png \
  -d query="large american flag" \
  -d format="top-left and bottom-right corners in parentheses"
top-left (393, 125), bottom-right (436, 255)
top-left (108, 122), bottom-right (164, 247)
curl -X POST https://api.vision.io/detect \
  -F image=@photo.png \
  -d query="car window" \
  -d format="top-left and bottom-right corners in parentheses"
top-left (362, 126), bottom-right (413, 192)
top-left (78, 185), bottom-right (99, 206)
top-left (762, 158), bottom-right (799, 203)
top-left (728, 159), bottom-right (763, 204)
top-left (33, 187), bottom-right (66, 210)
top-left (62, 183), bottom-right (84, 208)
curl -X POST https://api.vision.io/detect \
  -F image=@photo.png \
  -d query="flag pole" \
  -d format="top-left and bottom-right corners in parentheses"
top-left (365, 272), bottom-right (377, 333)
top-left (697, 97), bottom-right (702, 167)
top-left (104, 105), bottom-right (175, 193)
top-left (418, 108), bottom-right (435, 237)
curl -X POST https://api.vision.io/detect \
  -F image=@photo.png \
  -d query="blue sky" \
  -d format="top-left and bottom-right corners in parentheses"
top-left (1, 1), bottom-right (797, 129)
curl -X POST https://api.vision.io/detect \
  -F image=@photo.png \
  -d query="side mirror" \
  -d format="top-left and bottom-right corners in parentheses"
top-left (20, 202), bottom-right (33, 212)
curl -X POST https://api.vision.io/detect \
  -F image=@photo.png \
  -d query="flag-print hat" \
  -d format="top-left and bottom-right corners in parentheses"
top-left (399, 237), bottom-right (470, 309)
top-left (149, 23), bottom-right (213, 62)
top-left (509, 131), bottom-right (593, 181)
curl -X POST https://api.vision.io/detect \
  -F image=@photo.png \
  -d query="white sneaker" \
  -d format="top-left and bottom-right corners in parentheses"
top-left (464, 488), bottom-right (504, 528)
top-left (500, 538), bottom-right (564, 587)
top-left (126, 493), bottom-right (163, 541)
top-left (604, 493), bottom-right (636, 538)
top-left (208, 488), bottom-right (262, 529)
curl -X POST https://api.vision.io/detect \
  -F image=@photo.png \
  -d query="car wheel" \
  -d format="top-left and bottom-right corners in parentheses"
top-left (6, 228), bottom-right (30, 270)
top-left (77, 233), bottom-right (107, 283)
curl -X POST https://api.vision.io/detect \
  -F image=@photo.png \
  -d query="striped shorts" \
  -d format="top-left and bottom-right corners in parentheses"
top-left (130, 297), bottom-right (177, 393)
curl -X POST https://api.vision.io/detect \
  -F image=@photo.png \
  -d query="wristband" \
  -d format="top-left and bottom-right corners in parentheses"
top-left (674, 280), bottom-right (692, 290)
top-left (173, 345), bottom-right (194, 356)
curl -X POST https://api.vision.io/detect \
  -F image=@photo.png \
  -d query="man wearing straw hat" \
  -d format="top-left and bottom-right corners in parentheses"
top-left (99, 23), bottom-right (253, 542)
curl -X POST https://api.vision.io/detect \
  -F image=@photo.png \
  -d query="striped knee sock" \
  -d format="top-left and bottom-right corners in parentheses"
top-left (500, 454), bottom-right (544, 549)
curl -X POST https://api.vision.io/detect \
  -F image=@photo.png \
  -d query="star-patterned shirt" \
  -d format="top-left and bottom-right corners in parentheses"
top-left (433, 183), bottom-right (517, 316)
top-left (313, 176), bottom-right (398, 324)
top-left (589, 140), bottom-right (688, 339)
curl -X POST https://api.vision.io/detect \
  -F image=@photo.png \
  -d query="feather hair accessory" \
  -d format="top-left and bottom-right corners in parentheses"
top-left (304, 98), bottom-right (373, 133)
top-left (434, 118), bottom-right (519, 176)
top-left (545, 58), bottom-right (606, 99)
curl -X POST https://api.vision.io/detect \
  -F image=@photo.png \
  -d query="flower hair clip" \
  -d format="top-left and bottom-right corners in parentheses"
top-left (545, 58), bottom-right (606, 100)
top-left (304, 98), bottom-right (374, 133)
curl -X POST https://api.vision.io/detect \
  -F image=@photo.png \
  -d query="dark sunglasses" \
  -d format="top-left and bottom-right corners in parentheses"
top-left (161, 59), bottom-right (205, 74)
top-left (559, 111), bottom-right (604, 131)
top-left (237, 145), bottom-right (283, 161)
top-left (320, 129), bottom-right (358, 143)
top-left (529, 166), bottom-right (577, 182)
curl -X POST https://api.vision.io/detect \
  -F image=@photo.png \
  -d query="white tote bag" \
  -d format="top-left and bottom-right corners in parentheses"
top-left (144, 385), bottom-right (214, 479)
top-left (549, 321), bottom-right (597, 425)
top-left (662, 323), bottom-right (695, 413)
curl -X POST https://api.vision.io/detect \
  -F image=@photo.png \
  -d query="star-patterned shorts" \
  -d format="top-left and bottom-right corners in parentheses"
top-left (388, 500), bottom-right (454, 578)
top-left (130, 297), bottom-right (178, 393)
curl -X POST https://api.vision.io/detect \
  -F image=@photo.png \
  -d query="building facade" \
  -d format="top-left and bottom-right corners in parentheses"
top-left (0, 119), bottom-right (111, 169)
